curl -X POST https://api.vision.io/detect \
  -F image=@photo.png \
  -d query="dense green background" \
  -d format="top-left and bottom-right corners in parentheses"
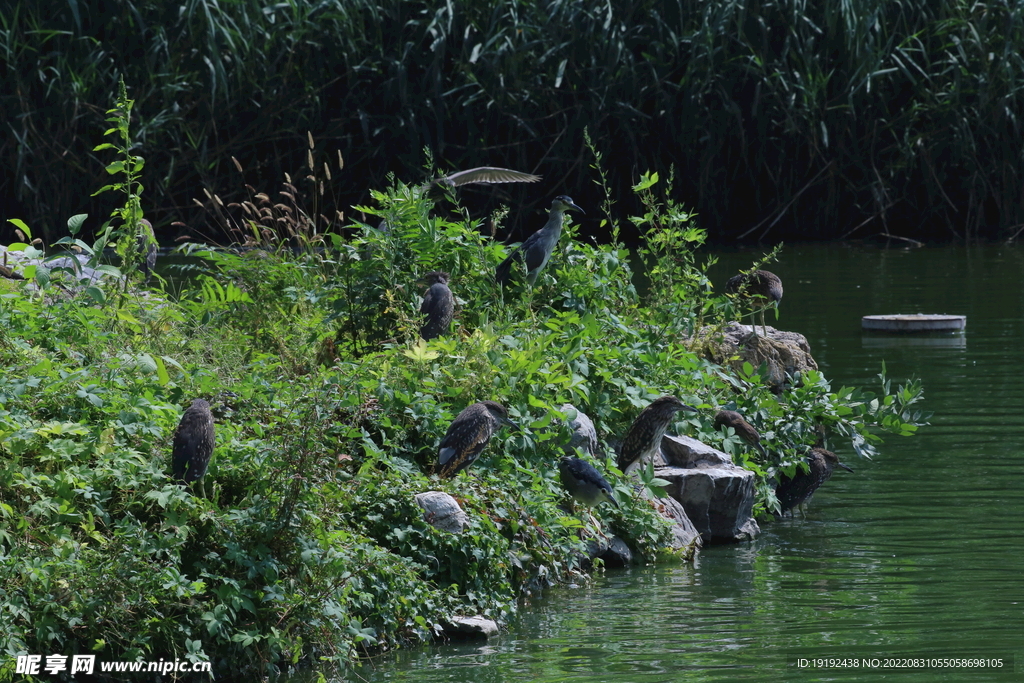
top-left (3, 0), bottom-right (1023, 244)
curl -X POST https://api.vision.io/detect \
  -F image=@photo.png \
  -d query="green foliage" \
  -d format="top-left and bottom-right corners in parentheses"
top-left (0, 89), bottom-right (926, 678)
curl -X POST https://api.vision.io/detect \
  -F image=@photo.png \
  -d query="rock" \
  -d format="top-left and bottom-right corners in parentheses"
top-left (414, 491), bottom-right (469, 534)
top-left (439, 616), bottom-right (499, 640)
top-left (687, 322), bottom-right (818, 393)
top-left (651, 495), bottom-right (702, 555)
top-left (592, 535), bottom-right (633, 568)
top-left (655, 435), bottom-right (759, 543)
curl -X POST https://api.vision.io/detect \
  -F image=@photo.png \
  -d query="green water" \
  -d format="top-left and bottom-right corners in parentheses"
top-left (351, 243), bottom-right (1024, 682)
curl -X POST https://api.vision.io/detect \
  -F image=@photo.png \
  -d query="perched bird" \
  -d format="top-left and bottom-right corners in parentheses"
top-left (495, 195), bottom-right (584, 286)
top-left (419, 271), bottom-right (455, 340)
top-left (713, 410), bottom-right (767, 457)
top-left (725, 269), bottom-right (783, 336)
top-left (171, 399), bottom-right (216, 498)
top-left (561, 403), bottom-right (598, 457)
top-left (137, 219), bottom-right (158, 281)
top-left (437, 400), bottom-right (518, 478)
top-left (774, 447), bottom-right (854, 515)
top-left (617, 396), bottom-right (698, 474)
top-left (559, 456), bottom-right (619, 509)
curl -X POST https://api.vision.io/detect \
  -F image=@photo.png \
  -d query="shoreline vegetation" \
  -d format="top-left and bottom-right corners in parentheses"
top-left (4, 0), bottom-right (1024, 244)
top-left (0, 88), bottom-right (928, 680)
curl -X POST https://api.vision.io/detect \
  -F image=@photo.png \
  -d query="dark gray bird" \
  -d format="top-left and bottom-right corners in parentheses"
top-left (171, 399), bottom-right (216, 498)
top-left (775, 447), bottom-right (854, 515)
top-left (419, 271), bottom-right (455, 340)
top-left (437, 400), bottom-right (518, 478)
top-left (559, 456), bottom-right (619, 509)
top-left (725, 269), bottom-right (783, 336)
top-left (713, 410), bottom-right (767, 457)
top-left (618, 396), bottom-right (698, 474)
top-left (495, 195), bottom-right (584, 286)
top-left (137, 219), bottom-right (158, 281)
top-left (561, 403), bottom-right (598, 457)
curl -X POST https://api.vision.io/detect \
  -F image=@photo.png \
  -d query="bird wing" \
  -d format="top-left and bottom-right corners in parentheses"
top-left (438, 419), bottom-right (492, 470)
top-left (440, 167), bottom-right (541, 187)
top-left (420, 287), bottom-right (436, 315)
top-left (495, 244), bottom-right (523, 284)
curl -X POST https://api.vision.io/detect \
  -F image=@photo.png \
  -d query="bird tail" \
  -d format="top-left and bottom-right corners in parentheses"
top-left (495, 253), bottom-right (516, 285)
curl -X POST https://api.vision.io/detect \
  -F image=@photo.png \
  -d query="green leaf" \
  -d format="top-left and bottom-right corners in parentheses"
top-left (6, 218), bottom-right (31, 239)
top-left (67, 214), bottom-right (88, 235)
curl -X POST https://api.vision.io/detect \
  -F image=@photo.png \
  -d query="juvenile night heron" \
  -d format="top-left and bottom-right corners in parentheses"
top-left (713, 410), bottom-right (767, 458)
top-left (495, 195), bottom-right (584, 286)
top-left (419, 270), bottom-right (454, 341)
top-left (429, 167), bottom-right (541, 190)
top-left (561, 403), bottom-right (598, 457)
top-left (775, 447), bottom-right (854, 515)
top-left (725, 269), bottom-right (783, 336)
top-left (559, 456), bottom-right (619, 509)
top-left (617, 396), bottom-right (698, 475)
top-left (137, 219), bottom-right (157, 281)
top-left (436, 400), bottom-right (518, 478)
top-left (171, 398), bottom-right (216, 498)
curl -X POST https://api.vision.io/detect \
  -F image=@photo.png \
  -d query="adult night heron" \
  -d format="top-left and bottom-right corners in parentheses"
top-left (495, 195), bottom-right (584, 286)
top-left (713, 410), bottom-right (767, 457)
top-left (774, 447), bottom-right (854, 515)
top-left (436, 400), bottom-right (518, 478)
top-left (725, 269), bottom-right (783, 336)
top-left (137, 219), bottom-right (157, 281)
top-left (617, 396), bottom-right (698, 475)
top-left (171, 398), bottom-right (216, 497)
top-left (419, 271), bottom-right (454, 341)
top-left (559, 456), bottom-right (619, 510)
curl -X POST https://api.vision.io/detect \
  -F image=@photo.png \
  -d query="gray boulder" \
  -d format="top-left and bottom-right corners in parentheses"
top-left (655, 435), bottom-right (759, 543)
top-left (414, 491), bottom-right (469, 534)
top-left (651, 495), bottom-right (702, 557)
top-left (688, 322), bottom-right (818, 393)
top-left (439, 616), bottom-right (499, 640)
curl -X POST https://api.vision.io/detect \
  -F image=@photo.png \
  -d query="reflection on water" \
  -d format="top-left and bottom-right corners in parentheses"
top-left (351, 244), bottom-right (1024, 683)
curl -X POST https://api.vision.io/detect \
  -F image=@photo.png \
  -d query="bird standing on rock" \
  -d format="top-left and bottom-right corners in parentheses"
top-left (617, 396), bottom-right (698, 474)
top-left (495, 195), bottom-right (584, 286)
top-left (713, 410), bottom-right (767, 457)
top-left (559, 456), bottom-right (619, 510)
top-left (437, 401), bottom-right (518, 478)
top-left (725, 269), bottom-right (783, 336)
top-left (775, 447), bottom-right (853, 515)
top-left (419, 271), bottom-right (454, 341)
top-left (171, 398), bottom-right (216, 498)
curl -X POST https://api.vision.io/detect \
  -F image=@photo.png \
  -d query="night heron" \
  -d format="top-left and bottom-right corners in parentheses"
top-left (713, 410), bottom-right (767, 458)
top-left (561, 403), bottom-right (598, 457)
top-left (436, 400), bottom-right (518, 478)
top-left (429, 167), bottom-right (541, 190)
top-left (775, 447), bottom-right (854, 515)
top-left (495, 195), bottom-right (584, 286)
top-left (419, 270), bottom-right (454, 341)
top-left (137, 219), bottom-right (157, 281)
top-left (171, 398), bottom-right (216, 497)
top-left (617, 396), bottom-right (698, 475)
top-left (725, 269), bottom-right (783, 336)
top-left (559, 456), bottom-right (619, 510)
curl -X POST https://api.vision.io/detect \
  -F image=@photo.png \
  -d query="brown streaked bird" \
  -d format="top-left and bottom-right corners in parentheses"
top-left (171, 398), bottom-right (216, 498)
top-left (419, 271), bottom-right (454, 341)
top-left (774, 447), bottom-right (854, 515)
top-left (0, 264), bottom-right (24, 280)
top-left (429, 167), bottom-right (541, 189)
top-left (713, 410), bottom-right (767, 457)
top-left (437, 401), bottom-right (518, 478)
top-left (725, 269), bottom-right (783, 336)
top-left (617, 396), bottom-right (698, 474)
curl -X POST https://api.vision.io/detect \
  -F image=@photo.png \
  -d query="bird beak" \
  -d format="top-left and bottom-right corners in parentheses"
top-left (838, 462), bottom-right (855, 473)
top-left (503, 417), bottom-right (520, 430)
top-left (680, 404), bottom-right (698, 412)
top-left (569, 202), bottom-right (585, 215)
